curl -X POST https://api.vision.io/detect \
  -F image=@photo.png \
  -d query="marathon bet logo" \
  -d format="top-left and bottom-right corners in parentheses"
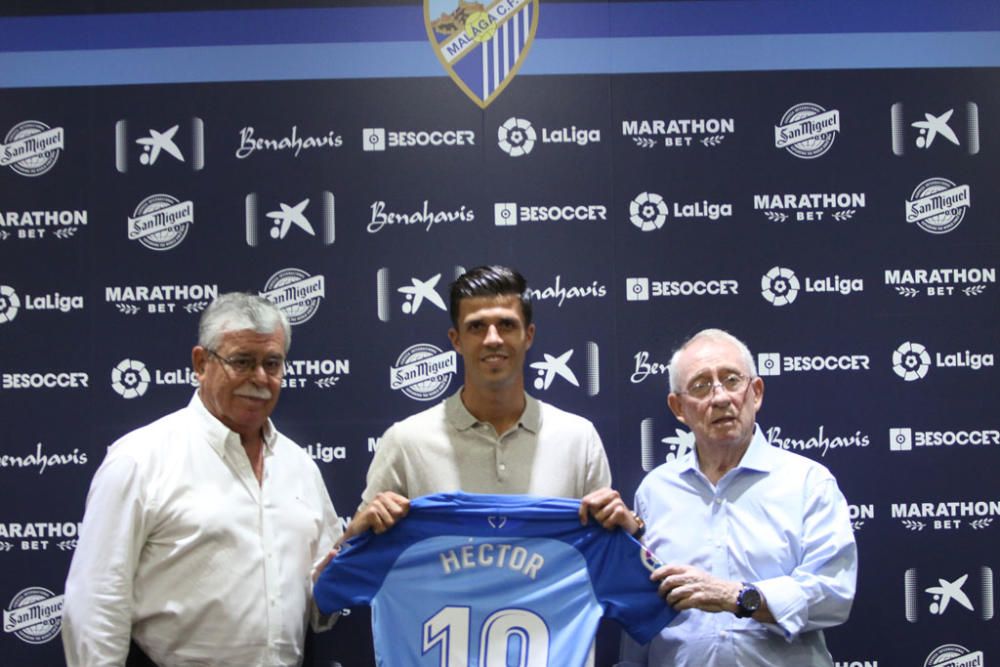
top-left (494, 201), bottom-right (608, 226)
top-left (892, 341), bottom-right (994, 382)
top-left (1, 120), bottom-right (64, 176)
top-left (923, 644), bottom-right (983, 667)
top-left (260, 268), bottom-right (325, 326)
top-left (625, 275), bottom-right (738, 301)
top-left (526, 275), bottom-right (607, 308)
top-left (906, 177), bottom-right (971, 234)
top-left (775, 103), bottom-right (840, 159)
top-left (0, 286), bottom-right (83, 324)
top-left (3, 587), bottom-right (64, 644)
top-left (390, 343), bottom-right (457, 402)
top-left (0, 442), bottom-right (88, 476)
top-left (362, 127), bottom-right (475, 152)
top-left (0, 520), bottom-right (82, 553)
top-left (765, 424), bottom-right (870, 458)
top-left (376, 268), bottom-right (457, 322)
top-left (236, 124), bottom-right (343, 159)
top-left (756, 351), bottom-right (870, 376)
top-left (245, 193), bottom-right (335, 246)
top-left (2, 369), bottom-right (89, 390)
top-left (622, 117), bottom-right (735, 149)
top-left (0, 209), bottom-right (87, 242)
top-left (760, 266), bottom-right (863, 306)
top-left (497, 117), bottom-right (600, 157)
top-left (889, 426), bottom-right (1000, 452)
top-left (753, 192), bottom-right (866, 223)
top-left (904, 566), bottom-right (994, 622)
top-left (893, 499), bottom-right (999, 532)
top-left (639, 419), bottom-right (696, 471)
top-left (114, 118), bottom-right (204, 173)
top-left (127, 194), bottom-right (194, 251)
top-left (890, 102), bottom-right (980, 156)
top-left (886, 267), bottom-right (995, 298)
top-left (105, 283), bottom-right (218, 316)
top-left (529, 343), bottom-right (600, 396)
top-left (847, 504), bottom-right (874, 532)
top-left (368, 199), bottom-right (474, 234)
top-left (280, 358), bottom-right (350, 389)
top-left (628, 191), bottom-right (732, 231)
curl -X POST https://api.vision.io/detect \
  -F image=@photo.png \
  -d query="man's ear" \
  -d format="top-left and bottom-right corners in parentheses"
top-left (192, 346), bottom-right (208, 379)
top-left (448, 328), bottom-right (461, 353)
top-left (667, 393), bottom-right (687, 425)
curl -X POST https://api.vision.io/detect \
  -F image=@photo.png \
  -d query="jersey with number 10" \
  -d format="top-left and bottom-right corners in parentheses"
top-left (314, 492), bottom-right (676, 667)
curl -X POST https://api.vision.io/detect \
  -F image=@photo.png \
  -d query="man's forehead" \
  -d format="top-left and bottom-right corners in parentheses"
top-left (217, 328), bottom-right (285, 350)
top-left (679, 338), bottom-right (747, 376)
top-left (458, 294), bottom-right (524, 320)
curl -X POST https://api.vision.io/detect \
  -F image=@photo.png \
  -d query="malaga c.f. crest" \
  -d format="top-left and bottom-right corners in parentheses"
top-left (424, 0), bottom-right (539, 108)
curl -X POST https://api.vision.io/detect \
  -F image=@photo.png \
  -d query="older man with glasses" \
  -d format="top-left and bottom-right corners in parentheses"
top-left (618, 328), bottom-right (857, 667)
top-left (62, 292), bottom-right (341, 667)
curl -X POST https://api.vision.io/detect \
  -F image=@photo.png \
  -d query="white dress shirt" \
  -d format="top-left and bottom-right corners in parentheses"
top-left (62, 393), bottom-right (341, 667)
top-left (619, 424), bottom-right (857, 667)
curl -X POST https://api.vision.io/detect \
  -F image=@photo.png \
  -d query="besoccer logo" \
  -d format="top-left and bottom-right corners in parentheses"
top-left (111, 359), bottom-right (150, 399)
top-left (0, 285), bottom-right (20, 323)
top-left (761, 267), bottom-right (800, 306)
top-left (629, 192), bottom-right (668, 231)
top-left (497, 118), bottom-right (536, 157)
top-left (893, 342), bottom-right (931, 381)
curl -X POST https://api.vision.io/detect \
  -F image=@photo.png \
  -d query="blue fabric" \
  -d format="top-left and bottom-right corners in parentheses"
top-left (314, 492), bottom-right (676, 667)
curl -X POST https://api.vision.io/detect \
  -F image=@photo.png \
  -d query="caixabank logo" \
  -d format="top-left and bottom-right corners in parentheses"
top-left (3, 586), bottom-right (63, 644)
top-left (760, 266), bottom-right (863, 306)
top-left (127, 194), bottom-right (195, 251)
top-left (0, 285), bottom-right (84, 324)
top-left (1, 120), bottom-right (64, 176)
top-left (0, 209), bottom-right (87, 242)
top-left (236, 124), bottom-right (343, 159)
top-left (892, 341), bottom-right (994, 382)
top-left (892, 498), bottom-right (998, 533)
top-left (891, 102), bottom-right (980, 156)
top-left (260, 268), bottom-right (325, 326)
top-left (529, 342), bottom-right (600, 397)
top-left (115, 118), bottom-right (204, 173)
top-left (639, 418), bottom-right (696, 472)
top-left (0, 520), bottom-right (82, 554)
top-left (104, 283), bottom-right (218, 317)
top-left (245, 193), bottom-right (335, 246)
top-left (905, 177), bottom-right (970, 234)
top-left (757, 351), bottom-right (870, 376)
top-left (885, 267), bottom-right (995, 299)
top-left (376, 267), bottom-right (462, 322)
top-left (494, 201), bottom-right (608, 226)
top-left (904, 566), bottom-right (994, 623)
top-left (621, 116), bottom-right (735, 150)
top-left (888, 426), bottom-right (1000, 452)
top-left (628, 191), bottom-right (732, 230)
top-left (625, 276), bottom-right (739, 301)
top-left (774, 103), bottom-right (840, 159)
top-left (368, 199), bottom-right (475, 234)
top-left (753, 192), bottom-right (866, 223)
top-left (390, 343), bottom-right (457, 402)
top-left (496, 117), bottom-right (601, 157)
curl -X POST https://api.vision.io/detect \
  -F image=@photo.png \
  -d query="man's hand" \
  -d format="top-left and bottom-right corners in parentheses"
top-left (579, 487), bottom-right (641, 534)
top-left (343, 491), bottom-right (410, 540)
top-left (652, 564), bottom-right (740, 613)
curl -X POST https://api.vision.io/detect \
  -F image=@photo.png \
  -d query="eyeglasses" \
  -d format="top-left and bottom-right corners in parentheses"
top-left (206, 349), bottom-right (285, 378)
top-left (678, 373), bottom-right (752, 400)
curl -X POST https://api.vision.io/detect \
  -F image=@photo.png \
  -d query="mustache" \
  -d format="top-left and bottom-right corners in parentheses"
top-left (234, 384), bottom-right (273, 400)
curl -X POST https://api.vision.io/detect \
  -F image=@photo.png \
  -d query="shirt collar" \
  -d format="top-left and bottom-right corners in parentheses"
top-left (189, 391), bottom-right (277, 458)
top-left (681, 424), bottom-right (776, 476)
top-left (445, 387), bottom-right (540, 434)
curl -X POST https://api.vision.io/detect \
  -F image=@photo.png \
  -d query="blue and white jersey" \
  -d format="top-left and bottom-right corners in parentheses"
top-left (314, 492), bottom-right (676, 667)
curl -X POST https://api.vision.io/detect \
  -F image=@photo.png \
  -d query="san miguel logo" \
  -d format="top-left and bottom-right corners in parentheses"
top-left (425, 0), bottom-right (539, 108)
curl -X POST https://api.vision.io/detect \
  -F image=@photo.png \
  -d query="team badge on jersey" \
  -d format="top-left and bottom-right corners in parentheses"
top-left (424, 0), bottom-right (538, 108)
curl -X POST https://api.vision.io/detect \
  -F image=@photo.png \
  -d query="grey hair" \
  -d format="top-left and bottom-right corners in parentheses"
top-left (667, 328), bottom-right (756, 393)
top-left (198, 292), bottom-right (291, 353)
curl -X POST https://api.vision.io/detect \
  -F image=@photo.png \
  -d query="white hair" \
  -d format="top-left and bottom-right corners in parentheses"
top-left (198, 292), bottom-right (291, 353)
top-left (667, 328), bottom-right (756, 392)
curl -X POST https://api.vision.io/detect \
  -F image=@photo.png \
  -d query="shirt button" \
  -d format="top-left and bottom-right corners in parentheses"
top-left (714, 498), bottom-right (723, 505)
top-left (719, 630), bottom-right (728, 638)
top-left (499, 463), bottom-right (507, 471)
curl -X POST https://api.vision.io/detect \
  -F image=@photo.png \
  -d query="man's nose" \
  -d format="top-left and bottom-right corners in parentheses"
top-left (484, 324), bottom-right (503, 345)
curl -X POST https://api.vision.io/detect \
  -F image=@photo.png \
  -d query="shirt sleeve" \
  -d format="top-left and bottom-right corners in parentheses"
top-left (755, 472), bottom-right (858, 641)
top-left (358, 422), bottom-right (408, 512)
top-left (62, 451), bottom-right (148, 667)
top-left (308, 462), bottom-right (344, 633)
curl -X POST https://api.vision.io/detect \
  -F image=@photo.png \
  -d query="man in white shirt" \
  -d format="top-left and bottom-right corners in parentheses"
top-left (619, 328), bottom-right (857, 666)
top-left (62, 292), bottom-right (341, 667)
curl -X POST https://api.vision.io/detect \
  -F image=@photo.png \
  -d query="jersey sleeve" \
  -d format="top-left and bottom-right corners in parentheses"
top-left (587, 530), bottom-right (677, 644)
top-left (313, 530), bottom-right (397, 615)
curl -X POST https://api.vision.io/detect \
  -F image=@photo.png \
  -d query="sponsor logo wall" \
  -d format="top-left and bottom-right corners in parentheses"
top-left (0, 6), bottom-right (997, 667)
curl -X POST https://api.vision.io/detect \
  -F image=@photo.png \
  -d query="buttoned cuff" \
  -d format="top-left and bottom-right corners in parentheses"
top-left (755, 575), bottom-right (807, 640)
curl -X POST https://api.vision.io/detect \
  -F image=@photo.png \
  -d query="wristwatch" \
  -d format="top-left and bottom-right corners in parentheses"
top-left (735, 583), bottom-right (761, 618)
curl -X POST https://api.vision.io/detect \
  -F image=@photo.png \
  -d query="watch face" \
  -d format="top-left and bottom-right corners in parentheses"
top-left (740, 586), bottom-right (761, 611)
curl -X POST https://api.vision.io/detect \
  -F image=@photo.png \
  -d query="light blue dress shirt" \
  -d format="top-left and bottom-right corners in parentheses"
top-left (618, 424), bottom-right (857, 667)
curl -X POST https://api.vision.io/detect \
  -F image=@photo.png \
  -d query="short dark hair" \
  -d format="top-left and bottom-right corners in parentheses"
top-left (449, 265), bottom-right (532, 327)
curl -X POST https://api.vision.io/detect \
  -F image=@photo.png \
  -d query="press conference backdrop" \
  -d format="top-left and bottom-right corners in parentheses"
top-left (0, 1), bottom-right (998, 665)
